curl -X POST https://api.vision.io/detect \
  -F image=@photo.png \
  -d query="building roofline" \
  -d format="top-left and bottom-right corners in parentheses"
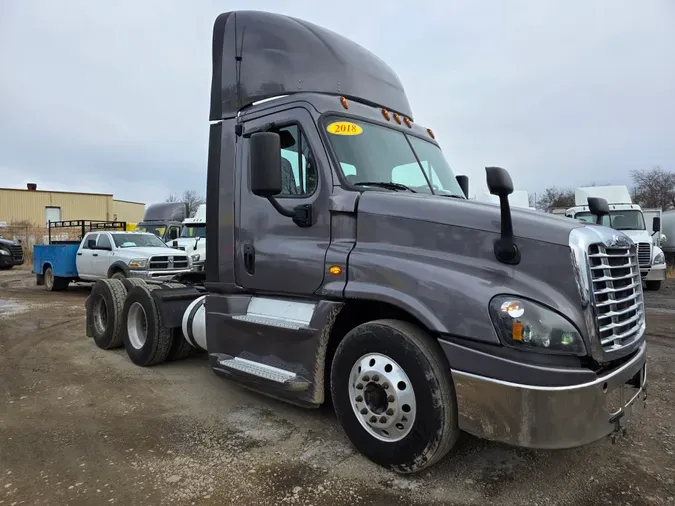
top-left (0, 186), bottom-right (114, 197)
top-left (113, 198), bottom-right (146, 205)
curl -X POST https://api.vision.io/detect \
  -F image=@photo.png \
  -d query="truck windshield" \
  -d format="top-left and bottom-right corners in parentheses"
top-left (181, 224), bottom-right (206, 238)
top-left (135, 224), bottom-right (166, 238)
top-left (112, 233), bottom-right (170, 248)
top-left (324, 116), bottom-right (465, 197)
top-left (575, 210), bottom-right (646, 230)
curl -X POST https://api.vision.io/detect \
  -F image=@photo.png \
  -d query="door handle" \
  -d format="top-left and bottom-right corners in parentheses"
top-left (77, 252), bottom-right (82, 256)
top-left (92, 253), bottom-right (98, 257)
top-left (243, 244), bottom-right (255, 275)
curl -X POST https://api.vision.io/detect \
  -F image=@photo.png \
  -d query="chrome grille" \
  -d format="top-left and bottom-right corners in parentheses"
top-left (588, 243), bottom-right (644, 351)
top-left (637, 242), bottom-right (651, 266)
top-left (148, 255), bottom-right (189, 270)
top-left (9, 245), bottom-right (23, 261)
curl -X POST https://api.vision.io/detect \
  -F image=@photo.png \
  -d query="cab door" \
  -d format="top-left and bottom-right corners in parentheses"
top-left (235, 107), bottom-right (331, 295)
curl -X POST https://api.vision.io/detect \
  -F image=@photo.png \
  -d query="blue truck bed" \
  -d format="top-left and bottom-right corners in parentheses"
top-left (33, 243), bottom-right (80, 278)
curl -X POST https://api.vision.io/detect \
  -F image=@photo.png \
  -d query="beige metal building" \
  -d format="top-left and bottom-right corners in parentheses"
top-left (0, 183), bottom-right (145, 226)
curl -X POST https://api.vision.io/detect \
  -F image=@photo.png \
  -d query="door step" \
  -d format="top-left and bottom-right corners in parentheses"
top-left (230, 314), bottom-right (308, 330)
top-left (217, 356), bottom-right (310, 391)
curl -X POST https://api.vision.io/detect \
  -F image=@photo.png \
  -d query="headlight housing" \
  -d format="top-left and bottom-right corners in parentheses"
top-left (654, 251), bottom-right (665, 265)
top-left (128, 258), bottom-right (147, 269)
top-left (489, 296), bottom-right (586, 356)
top-left (0, 249), bottom-right (9, 256)
top-left (191, 253), bottom-right (200, 261)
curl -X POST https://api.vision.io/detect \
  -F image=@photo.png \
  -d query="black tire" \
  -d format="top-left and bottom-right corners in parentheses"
top-left (121, 277), bottom-right (147, 291)
top-left (121, 284), bottom-right (173, 366)
top-left (0, 265), bottom-right (13, 270)
top-left (330, 319), bottom-right (459, 474)
top-left (44, 266), bottom-right (69, 291)
top-left (111, 271), bottom-right (126, 280)
top-left (88, 279), bottom-right (127, 349)
top-left (645, 280), bottom-right (662, 291)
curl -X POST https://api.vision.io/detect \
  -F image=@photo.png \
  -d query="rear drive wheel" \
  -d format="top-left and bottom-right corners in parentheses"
top-left (121, 277), bottom-right (147, 291)
top-left (645, 280), bottom-right (662, 291)
top-left (330, 319), bottom-right (459, 474)
top-left (87, 279), bottom-right (127, 349)
top-left (121, 284), bottom-right (173, 366)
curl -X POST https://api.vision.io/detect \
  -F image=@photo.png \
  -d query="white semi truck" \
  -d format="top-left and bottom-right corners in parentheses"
top-left (565, 185), bottom-right (666, 290)
top-left (168, 203), bottom-right (207, 277)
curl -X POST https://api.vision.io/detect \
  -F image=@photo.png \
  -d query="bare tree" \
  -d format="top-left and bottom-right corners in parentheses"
top-left (534, 187), bottom-right (575, 212)
top-left (166, 190), bottom-right (205, 217)
top-left (630, 166), bottom-right (675, 210)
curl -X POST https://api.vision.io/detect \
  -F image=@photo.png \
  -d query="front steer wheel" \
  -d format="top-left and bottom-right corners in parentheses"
top-left (330, 319), bottom-right (459, 474)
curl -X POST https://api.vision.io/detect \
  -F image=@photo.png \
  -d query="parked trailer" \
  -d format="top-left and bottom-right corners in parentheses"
top-left (85, 10), bottom-right (648, 473)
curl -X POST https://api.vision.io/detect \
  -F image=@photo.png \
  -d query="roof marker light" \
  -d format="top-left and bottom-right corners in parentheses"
top-left (404, 117), bottom-right (412, 128)
top-left (340, 96), bottom-right (349, 109)
top-left (381, 109), bottom-right (390, 121)
top-left (427, 128), bottom-right (435, 139)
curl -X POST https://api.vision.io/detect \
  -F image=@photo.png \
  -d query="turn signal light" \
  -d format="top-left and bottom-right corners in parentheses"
top-left (329, 265), bottom-right (343, 276)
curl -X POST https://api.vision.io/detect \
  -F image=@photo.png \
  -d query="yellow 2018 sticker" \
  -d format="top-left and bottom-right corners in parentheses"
top-left (327, 121), bottom-right (363, 136)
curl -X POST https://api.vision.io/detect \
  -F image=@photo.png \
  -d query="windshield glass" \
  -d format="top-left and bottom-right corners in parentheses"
top-left (180, 223), bottom-right (206, 238)
top-left (575, 210), bottom-right (646, 230)
top-left (135, 224), bottom-right (166, 238)
top-left (324, 116), bottom-right (464, 197)
top-left (112, 233), bottom-right (169, 248)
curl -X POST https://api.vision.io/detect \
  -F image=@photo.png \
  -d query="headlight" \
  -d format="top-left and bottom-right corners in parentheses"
top-left (489, 296), bottom-right (586, 355)
top-left (128, 258), bottom-right (147, 269)
top-left (0, 249), bottom-right (9, 256)
top-left (654, 252), bottom-right (665, 265)
top-left (191, 253), bottom-right (200, 261)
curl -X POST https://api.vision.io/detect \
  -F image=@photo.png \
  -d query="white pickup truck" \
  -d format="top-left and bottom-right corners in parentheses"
top-left (34, 229), bottom-right (193, 291)
top-left (77, 231), bottom-right (192, 281)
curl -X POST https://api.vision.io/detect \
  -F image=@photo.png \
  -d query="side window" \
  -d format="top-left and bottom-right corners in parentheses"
top-left (82, 233), bottom-right (98, 249)
top-left (97, 234), bottom-right (112, 249)
top-left (274, 124), bottom-right (317, 196)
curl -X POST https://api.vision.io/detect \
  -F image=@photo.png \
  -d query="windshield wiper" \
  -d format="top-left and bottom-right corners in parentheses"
top-left (353, 182), bottom-right (417, 193)
top-left (436, 193), bottom-right (464, 199)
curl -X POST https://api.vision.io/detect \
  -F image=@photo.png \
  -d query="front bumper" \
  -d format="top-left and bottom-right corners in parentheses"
top-left (128, 268), bottom-right (192, 281)
top-left (451, 342), bottom-right (647, 449)
top-left (642, 263), bottom-right (666, 281)
top-left (0, 254), bottom-right (23, 267)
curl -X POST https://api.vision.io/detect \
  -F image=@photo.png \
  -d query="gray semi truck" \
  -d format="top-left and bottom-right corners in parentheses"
top-left (85, 10), bottom-right (648, 473)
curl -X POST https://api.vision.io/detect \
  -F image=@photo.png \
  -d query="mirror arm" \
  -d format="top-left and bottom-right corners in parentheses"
top-left (494, 194), bottom-right (520, 265)
top-left (267, 197), bottom-right (295, 218)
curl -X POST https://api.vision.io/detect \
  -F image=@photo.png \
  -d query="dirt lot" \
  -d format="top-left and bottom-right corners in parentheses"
top-left (1, 267), bottom-right (674, 506)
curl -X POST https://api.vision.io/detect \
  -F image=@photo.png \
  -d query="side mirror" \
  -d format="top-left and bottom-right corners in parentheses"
top-left (250, 132), bottom-right (282, 197)
top-left (587, 197), bottom-right (609, 225)
top-left (485, 166), bottom-right (519, 265)
top-left (87, 239), bottom-right (96, 249)
top-left (456, 175), bottom-right (469, 198)
top-left (652, 216), bottom-right (661, 234)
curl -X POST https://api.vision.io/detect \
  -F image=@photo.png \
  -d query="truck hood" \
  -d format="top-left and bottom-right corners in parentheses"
top-left (167, 237), bottom-right (206, 251)
top-left (0, 237), bottom-right (18, 247)
top-left (116, 246), bottom-right (189, 258)
top-left (618, 229), bottom-right (651, 244)
top-left (356, 192), bottom-right (584, 246)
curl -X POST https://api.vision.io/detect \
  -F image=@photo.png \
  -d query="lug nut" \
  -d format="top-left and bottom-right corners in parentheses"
top-left (383, 383), bottom-right (389, 389)
top-left (356, 383), bottom-right (363, 390)
top-left (379, 416), bottom-right (387, 423)
top-left (363, 375), bottom-right (370, 382)
top-left (387, 395), bottom-right (395, 403)
top-left (372, 375), bottom-right (380, 382)
top-left (370, 416), bottom-right (377, 423)
top-left (386, 408), bottom-right (394, 415)
top-left (360, 408), bottom-right (368, 415)
top-left (355, 395), bottom-right (363, 402)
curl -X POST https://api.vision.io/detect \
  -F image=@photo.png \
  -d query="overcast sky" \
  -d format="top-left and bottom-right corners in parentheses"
top-left (1, 0), bottom-right (673, 204)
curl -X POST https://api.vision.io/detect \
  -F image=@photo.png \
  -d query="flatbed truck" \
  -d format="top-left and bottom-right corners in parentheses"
top-left (85, 10), bottom-right (648, 473)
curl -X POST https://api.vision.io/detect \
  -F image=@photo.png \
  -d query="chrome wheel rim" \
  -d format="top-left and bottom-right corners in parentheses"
top-left (45, 269), bottom-right (53, 289)
top-left (127, 302), bottom-right (148, 350)
top-left (92, 295), bottom-right (108, 335)
top-left (348, 353), bottom-right (417, 442)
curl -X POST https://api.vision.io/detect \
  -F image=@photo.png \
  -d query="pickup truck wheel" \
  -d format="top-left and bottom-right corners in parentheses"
top-left (645, 280), bottom-right (661, 291)
top-left (121, 284), bottom-right (173, 366)
top-left (44, 266), bottom-right (68, 291)
top-left (330, 319), bottom-right (459, 474)
top-left (88, 279), bottom-right (127, 349)
top-left (111, 271), bottom-right (126, 280)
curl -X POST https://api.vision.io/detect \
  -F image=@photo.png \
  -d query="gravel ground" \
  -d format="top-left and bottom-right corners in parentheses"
top-left (1, 267), bottom-right (674, 506)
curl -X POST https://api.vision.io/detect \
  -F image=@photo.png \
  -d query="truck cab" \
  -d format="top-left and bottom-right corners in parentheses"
top-left (566, 186), bottom-right (666, 290)
top-left (167, 203), bottom-right (206, 273)
top-left (0, 233), bottom-right (24, 270)
top-left (102, 11), bottom-right (649, 474)
top-left (135, 202), bottom-right (188, 243)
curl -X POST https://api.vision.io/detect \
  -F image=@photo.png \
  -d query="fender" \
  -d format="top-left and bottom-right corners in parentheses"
top-left (107, 261), bottom-right (130, 278)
